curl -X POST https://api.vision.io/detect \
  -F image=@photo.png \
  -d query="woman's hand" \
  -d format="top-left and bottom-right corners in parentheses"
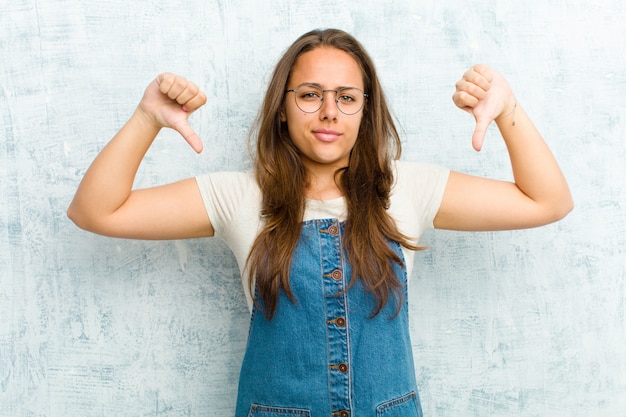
top-left (452, 64), bottom-right (516, 151)
top-left (67, 73), bottom-right (213, 239)
top-left (435, 65), bottom-right (573, 231)
top-left (138, 73), bottom-right (207, 153)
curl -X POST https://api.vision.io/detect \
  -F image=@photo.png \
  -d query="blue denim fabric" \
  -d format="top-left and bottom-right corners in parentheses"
top-left (235, 219), bottom-right (423, 417)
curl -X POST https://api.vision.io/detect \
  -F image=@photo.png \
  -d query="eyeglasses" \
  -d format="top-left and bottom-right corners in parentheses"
top-left (286, 83), bottom-right (368, 115)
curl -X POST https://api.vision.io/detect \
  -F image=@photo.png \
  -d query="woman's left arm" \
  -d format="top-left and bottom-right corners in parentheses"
top-left (433, 64), bottom-right (573, 231)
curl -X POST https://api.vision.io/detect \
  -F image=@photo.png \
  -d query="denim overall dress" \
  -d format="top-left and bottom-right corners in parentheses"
top-left (235, 219), bottom-right (423, 417)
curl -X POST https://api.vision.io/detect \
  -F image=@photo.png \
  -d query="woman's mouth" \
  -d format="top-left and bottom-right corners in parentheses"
top-left (313, 129), bottom-right (342, 142)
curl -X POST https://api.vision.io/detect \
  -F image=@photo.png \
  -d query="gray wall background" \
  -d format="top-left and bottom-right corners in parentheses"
top-left (1, 1), bottom-right (624, 416)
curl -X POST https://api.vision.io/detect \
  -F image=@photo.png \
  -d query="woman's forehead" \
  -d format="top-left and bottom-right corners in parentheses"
top-left (289, 47), bottom-right (364, 89)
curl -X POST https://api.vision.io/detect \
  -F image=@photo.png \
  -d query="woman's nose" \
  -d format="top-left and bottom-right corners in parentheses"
top-left (319, 91), bottom-right (339, 120)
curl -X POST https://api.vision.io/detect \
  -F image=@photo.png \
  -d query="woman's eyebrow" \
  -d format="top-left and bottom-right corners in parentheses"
top-left (295, 82), bottom-right (359, 90)
top-left (290, 82), bottom-right (323, 89)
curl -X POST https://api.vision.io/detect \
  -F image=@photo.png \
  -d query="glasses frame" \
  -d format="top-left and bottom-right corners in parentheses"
top-left (285, 83), bottom-right (368, 115)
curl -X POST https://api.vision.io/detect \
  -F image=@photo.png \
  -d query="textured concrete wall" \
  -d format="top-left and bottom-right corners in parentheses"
top-left (1, 1), bottom-right (624, 416)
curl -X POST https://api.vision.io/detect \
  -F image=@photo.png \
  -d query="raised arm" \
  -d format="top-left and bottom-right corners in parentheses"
top-left (433, 65), bottom-right (573, 231)
top-left (67, 73), bottom-right (215, 239)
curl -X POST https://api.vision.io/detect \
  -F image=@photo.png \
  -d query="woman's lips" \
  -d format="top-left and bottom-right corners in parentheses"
top-left (313, 129), bottom-right (341, 142)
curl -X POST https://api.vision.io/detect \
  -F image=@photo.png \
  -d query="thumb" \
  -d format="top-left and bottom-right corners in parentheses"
top-left (471, 116), bottom-right (491, 152)
top-left (173, 120), bottom-right (204, 153)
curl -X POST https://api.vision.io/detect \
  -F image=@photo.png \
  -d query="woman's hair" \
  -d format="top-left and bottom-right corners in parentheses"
top-left (247, 28), bottom-right (420, 319)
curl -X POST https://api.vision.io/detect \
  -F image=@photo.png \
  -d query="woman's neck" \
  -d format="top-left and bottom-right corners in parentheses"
top-left (305, 169), bottom-right (344, 201)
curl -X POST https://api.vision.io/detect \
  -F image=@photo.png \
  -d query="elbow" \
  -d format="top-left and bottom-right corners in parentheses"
top-left (563, 195), bottom-right (574, 217)
top-left (67, 202), bottom-right (124, 237)
top-left (560, 187), bottom-right (575, 218)
top-left (67, 201), bottom-right (96, 233)
top-left (561, 197), bottom-right (575, 219)
top-left (67, 203), bottom-right (86, 230)
top-left (543, 177), bottom-right (574, 224)
top-left (549, 194), bottom-right (574, 224)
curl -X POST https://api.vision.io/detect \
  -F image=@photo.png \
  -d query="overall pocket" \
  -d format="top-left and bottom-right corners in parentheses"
top-left (376, 391), bottom-right (422, 417)
top-left (247, 403), bottom-right (311, 417)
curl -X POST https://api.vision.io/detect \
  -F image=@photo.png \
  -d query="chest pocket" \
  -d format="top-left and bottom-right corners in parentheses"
top-left (247, 404), bottom-right (311, 417)
top-left (376, 391), bottom-right (422, 417)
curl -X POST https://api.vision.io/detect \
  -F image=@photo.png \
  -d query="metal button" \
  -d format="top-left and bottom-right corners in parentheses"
top-left (327, 225), bottom-right (339, 235)
top-left (340, 411), bottom-right (350, 417)
top-left (335, 317), bottom-right (346, 327)
top-left (338, 362), bottom-right (348, 373)
top-left (331, 269), bottom-right (343, 280)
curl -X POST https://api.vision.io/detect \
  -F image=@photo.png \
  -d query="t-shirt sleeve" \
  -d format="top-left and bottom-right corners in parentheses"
top-left (390, 160), bottom-right (450, 239)
top-left (194, 171), bottom-right (258, 239)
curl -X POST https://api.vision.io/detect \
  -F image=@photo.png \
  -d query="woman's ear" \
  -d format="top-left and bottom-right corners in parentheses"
top-left (280, 106), bottom-right (287, 122)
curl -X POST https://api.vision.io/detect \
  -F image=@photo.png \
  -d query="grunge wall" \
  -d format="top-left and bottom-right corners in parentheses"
top-left (1, 1), bottom-right (624, 416)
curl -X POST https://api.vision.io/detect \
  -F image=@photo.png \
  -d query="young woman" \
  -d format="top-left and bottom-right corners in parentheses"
top-left (68, 29), bottom-right (572, 417)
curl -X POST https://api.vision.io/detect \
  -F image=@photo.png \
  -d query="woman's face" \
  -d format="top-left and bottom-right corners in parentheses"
top-left (281, 47), bottom-right (365, 176)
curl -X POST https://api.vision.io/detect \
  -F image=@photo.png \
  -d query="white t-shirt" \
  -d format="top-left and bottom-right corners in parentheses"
top-left (195, 160), bottom-right (450, 311)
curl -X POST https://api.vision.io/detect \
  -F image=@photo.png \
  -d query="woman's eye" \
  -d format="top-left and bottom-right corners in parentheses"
top-left (301, 91), bottom-right (321, 100)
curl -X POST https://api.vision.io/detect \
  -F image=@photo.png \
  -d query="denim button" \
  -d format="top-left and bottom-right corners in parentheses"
top-left (327, 225), bottom-right (339, 235)
top-left (335, 317), bottom-right (346, 327)
top-left (338, 363), bottom-right (348, 373)
top-left (331, 269), bottom-right (342, 280)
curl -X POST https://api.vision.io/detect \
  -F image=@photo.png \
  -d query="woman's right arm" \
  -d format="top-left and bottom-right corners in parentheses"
top-left (67, 73), bottom-right (215, 240)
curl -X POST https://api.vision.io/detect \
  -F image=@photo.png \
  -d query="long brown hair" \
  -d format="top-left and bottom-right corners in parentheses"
top-left (247, 28), bottom-right (420, 319)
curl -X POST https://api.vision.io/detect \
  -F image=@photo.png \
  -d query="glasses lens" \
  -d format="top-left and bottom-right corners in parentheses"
top-left (294, 86), bottom-right (324, 113)
top-left (336, 87), bottom-right (365, 115)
